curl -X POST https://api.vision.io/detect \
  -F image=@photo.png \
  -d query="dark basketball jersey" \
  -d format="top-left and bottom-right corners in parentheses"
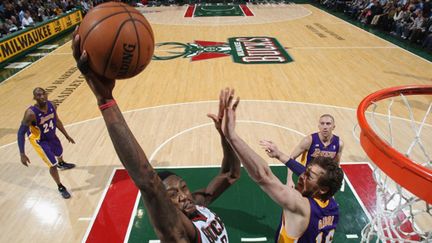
top-left (276, 197), bottom-right (339, 243)
top-left (28, 101), bottom-right (57, 141)
top-left (301, 133), bottom-right (340, 165)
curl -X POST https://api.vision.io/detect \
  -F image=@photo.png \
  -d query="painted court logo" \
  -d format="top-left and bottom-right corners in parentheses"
top-left (153, 37), bottom-right (292, 64)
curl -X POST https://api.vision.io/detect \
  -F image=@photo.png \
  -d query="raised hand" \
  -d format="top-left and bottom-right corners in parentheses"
top-left (259, 140), bottom-right (281, 159)
top-left (221, 88), bottom-right (239, 138)
top-left (207, 90), bottom-right (224, 134)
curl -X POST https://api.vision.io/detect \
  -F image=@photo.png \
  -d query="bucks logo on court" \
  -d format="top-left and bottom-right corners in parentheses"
top-left (153, 37), bottom-right (292, 64)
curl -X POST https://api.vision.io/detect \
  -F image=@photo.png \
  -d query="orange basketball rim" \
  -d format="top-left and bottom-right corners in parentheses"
top-left (357, 85), bottom-right (432, 204)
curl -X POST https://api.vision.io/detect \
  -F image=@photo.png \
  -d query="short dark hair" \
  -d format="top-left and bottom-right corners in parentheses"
top-left (33, 87), bottom-right (45, 96)
top-left (310, 157), bottom-right (344, 200)
top-left (157, 171), bottom-right (178, 181)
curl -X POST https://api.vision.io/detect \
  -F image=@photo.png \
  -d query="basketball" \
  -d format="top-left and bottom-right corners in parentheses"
top-left (78, 2), bottom-right (154, 79)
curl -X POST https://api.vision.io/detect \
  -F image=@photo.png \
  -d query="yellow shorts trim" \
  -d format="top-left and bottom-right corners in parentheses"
top-left (29, 136), bottom-right (54, 168)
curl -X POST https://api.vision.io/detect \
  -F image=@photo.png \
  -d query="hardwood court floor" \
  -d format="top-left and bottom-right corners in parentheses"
top-left (0, 3), bottom-right (431, 243)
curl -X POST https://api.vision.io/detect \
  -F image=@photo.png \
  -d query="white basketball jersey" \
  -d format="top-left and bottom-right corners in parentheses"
top-left (192, 205), bottom-right (228, 243)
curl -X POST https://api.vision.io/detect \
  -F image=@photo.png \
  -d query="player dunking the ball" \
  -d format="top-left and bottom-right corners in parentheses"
top-left (72, 29), bottom-right (240, 242)
top-left (17, 87), bottom-right (76, 199)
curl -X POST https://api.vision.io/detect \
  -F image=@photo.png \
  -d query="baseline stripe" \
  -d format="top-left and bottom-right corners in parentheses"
top-left (85, 170), bottom-right (139, 243)
top-left (240, 5), bottom-right (254, 16)
top-left (341, 164), bottom-right (377, 216)
top-left (184, 4), bottom-right (195, 17)
top-left (241, 237), bottom-right (267, 242)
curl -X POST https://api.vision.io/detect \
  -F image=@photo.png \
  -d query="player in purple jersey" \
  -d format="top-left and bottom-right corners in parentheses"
top-left (17, 87), bottom-right (76, 199)
top-left (259, 114), bottom-right (344, 175)
top-left (72, 30), bottom-right (240, 242)
top-left (219, 88), bottom-right (344, 243)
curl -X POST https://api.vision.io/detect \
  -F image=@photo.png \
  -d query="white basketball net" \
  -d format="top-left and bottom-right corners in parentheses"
top-left (356, 93), bottom-right (432, 242)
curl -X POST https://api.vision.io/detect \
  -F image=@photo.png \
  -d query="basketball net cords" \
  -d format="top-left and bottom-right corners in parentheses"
top-left (351, 101), bottom-right (392, 144)
top-left (369, 95), bottom-right (432, 165)
top-left (352, 123), bottom-right (360, 143)
top-left (352, 100), bottom-right (395, 143)
top-left (399, 94), bottom-right (432, 166)
top-left (360, 93), bottom-right (432, 242)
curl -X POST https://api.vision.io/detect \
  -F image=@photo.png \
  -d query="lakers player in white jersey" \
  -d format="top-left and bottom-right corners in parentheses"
top-left (72, 30), bottom-right (239, 243)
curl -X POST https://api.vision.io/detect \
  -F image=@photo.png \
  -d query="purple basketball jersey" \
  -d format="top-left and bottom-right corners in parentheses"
top-left (298, 197), bottom-right (339, 242)
top-left (275, 197), bottom-right (339, 243)
top-left (305, 133), bottom-right (340, 165)
top-left (28, 101), bottom-right (57, 140)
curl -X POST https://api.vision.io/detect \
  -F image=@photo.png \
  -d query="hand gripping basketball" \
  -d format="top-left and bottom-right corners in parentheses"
top-left (72, 28), bottom-right (115, 104)
top-left (77, 2), bottom-right (154, 80)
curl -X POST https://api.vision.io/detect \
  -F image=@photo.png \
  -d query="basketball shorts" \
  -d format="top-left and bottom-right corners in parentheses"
top-left (29, 136), bottom-right (63, 167)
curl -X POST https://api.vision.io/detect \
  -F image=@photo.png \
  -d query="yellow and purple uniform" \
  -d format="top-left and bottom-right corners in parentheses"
top-left (301, 133), bottom-right (340, 166)
top-left (27, 101), bottom-right (63, 167)
top-left (276, 197), bottom-right (339, 243)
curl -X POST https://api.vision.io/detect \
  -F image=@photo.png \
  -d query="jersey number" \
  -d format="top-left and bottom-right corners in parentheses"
top-left (316, 229), bottom-right (335, 243)
top-left (43, 120), bottom-right (54, 133)
top-left (220, 235), bottom-right (228, 243)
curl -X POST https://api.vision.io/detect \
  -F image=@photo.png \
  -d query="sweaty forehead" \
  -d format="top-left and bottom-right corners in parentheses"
top-left (163, 175), bottom-right (185, 188)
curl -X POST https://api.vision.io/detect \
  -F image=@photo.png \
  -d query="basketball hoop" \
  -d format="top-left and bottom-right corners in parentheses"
top-left (357, 85), bottom-right (432, 242)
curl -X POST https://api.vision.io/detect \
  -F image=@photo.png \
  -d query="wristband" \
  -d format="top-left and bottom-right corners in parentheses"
top-left (284, 158), bottom-right (306, 176)
top-left (99, 100), bottom-right (116, 111)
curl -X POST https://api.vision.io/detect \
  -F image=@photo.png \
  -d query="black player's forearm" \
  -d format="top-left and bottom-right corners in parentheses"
top-left (100, 105), bottom-right (151, 184)
top-left (100, 105), bottom-right (189, 241)
top-left (194, 133), bottom-right (240, 207)
top-left (220, 134), bottom-right (240, 179)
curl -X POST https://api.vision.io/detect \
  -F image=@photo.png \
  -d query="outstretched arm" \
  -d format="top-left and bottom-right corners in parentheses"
top-left (193, 90), bottom-right (241, 206)
top-left (221, 88), bottom-right (308, 214)
top-left (100, 104), bottom-right (193, 241)
top-left (259, 140), bottom-right (290, 163)
top-left (259, 140), bottom-right (306, 176)
top-left (72, 31), bottom-right (192, 242)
